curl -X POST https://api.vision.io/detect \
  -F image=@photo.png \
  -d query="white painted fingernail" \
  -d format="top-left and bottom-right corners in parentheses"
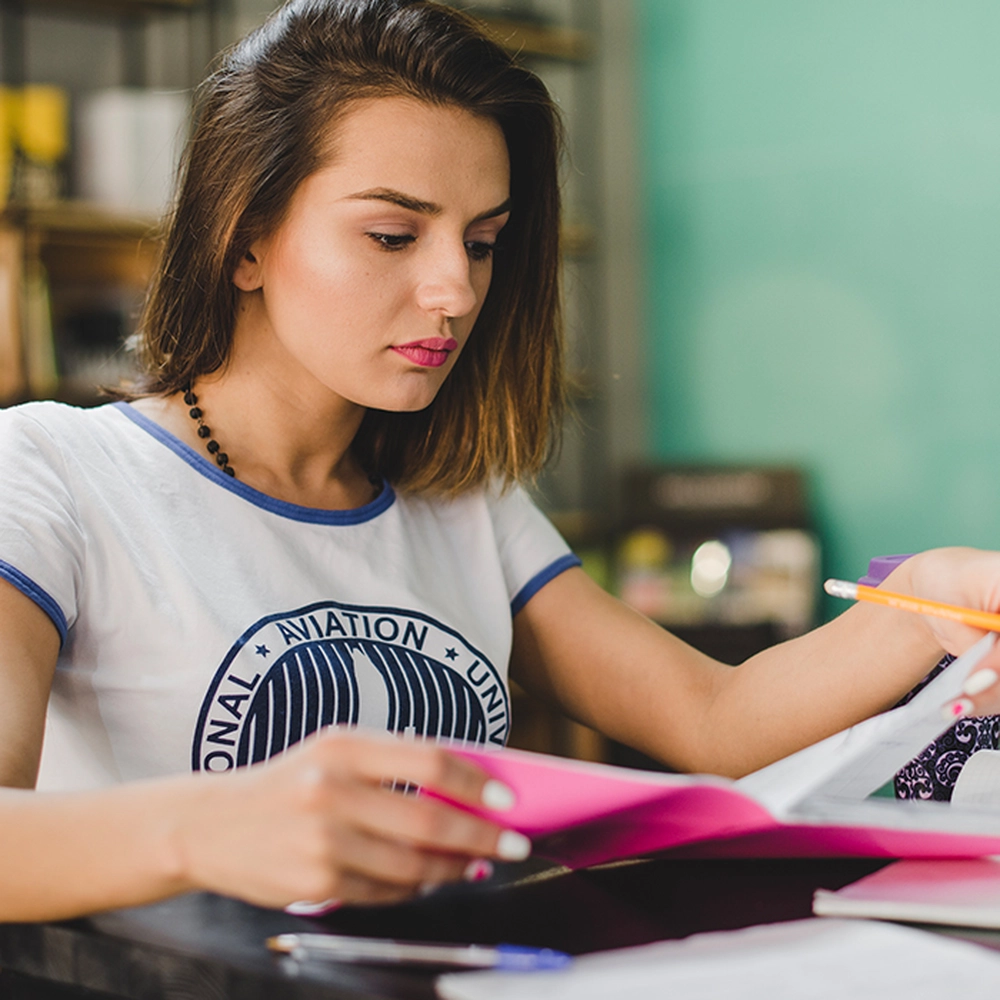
top-left (942, 698), bottom-right (974, 722)
top-left (481, 779), bottom-right (516, 811)
top-left (964, 668), bottom-right (999, 697)
top-left (418, 882), bottom-right (442, 897)
top-left (284, 898), bottom-right (341, 915)
top-left (497, 830), bottom-right (531, 861)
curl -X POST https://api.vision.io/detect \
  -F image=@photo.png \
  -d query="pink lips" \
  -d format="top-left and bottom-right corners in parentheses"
top-left (390, 337), bottom-right (459, 369)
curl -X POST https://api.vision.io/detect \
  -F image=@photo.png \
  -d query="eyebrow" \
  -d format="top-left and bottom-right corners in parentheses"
top-left (345, 187), bottom-right (511, 221)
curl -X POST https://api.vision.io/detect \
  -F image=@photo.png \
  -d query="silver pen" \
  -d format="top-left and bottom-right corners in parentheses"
top-left (267, 932), bottom-right (572, 970)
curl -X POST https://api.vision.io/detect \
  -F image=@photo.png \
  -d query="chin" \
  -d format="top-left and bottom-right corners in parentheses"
top-left (357, 387), bottom-right (443, 414)
top-left (388, 396), bottom-right (440, 413)
top-left (375, 377), bottom-right (448, 413)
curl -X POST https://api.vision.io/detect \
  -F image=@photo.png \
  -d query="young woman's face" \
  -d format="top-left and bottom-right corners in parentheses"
top-left (233, 96), bottom-right (511, 412)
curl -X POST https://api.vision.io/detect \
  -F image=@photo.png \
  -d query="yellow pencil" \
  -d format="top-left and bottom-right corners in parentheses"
top-left (824, 579), bottom-right (1000, 632)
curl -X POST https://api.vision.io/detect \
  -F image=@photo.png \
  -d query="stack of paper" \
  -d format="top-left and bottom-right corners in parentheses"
top-left (437, 918), bottom-right (1000, 1000)
top-left (814, 858), bottom-right (1000, 928)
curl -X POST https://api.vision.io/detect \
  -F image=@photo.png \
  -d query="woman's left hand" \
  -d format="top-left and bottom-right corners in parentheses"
top-left (892, 547), bottom-right (1000, 719)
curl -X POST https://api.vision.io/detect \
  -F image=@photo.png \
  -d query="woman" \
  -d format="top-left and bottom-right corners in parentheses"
top-left (1, 0), bottom-right (1000, 921)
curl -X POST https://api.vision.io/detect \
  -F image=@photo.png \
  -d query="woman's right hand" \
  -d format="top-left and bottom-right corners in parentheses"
top-left (172, 727), bottom-right (528, 908)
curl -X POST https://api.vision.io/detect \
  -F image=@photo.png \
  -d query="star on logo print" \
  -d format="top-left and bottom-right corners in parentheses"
top-left (255, 645), bottom-right (270, 658)
top-left (445, 647), bottom-right (458, 660)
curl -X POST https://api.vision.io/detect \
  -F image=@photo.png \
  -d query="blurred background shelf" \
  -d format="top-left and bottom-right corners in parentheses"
top-left (16, 0), bottom-right (202, 15)
top-left (0, 201), bottom-right (158, 405)
top-left (5, 200), bottom-right (157, 236)
top-left (476, 13), bottom-right (592, 62)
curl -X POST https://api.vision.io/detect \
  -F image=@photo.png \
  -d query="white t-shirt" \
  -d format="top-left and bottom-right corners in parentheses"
top-left (0, 401), bottom-right (578, 790)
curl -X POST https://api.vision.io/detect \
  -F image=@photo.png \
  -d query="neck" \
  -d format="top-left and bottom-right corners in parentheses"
top-left (132, 358), bottom-right (377, 511)
top-left (192, 365), bottom-right (371, 506)
top-left (136, 293), bottom-right (382, 510)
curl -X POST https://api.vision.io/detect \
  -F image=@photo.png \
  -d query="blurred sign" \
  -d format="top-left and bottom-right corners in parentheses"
top-left (616, 466), bottom-right (820, 637)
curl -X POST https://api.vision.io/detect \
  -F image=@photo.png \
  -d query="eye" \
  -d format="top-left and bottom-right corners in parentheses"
top-left (367, 232), bottom-right (415, 252)
top-left (465, 241), bottom-right (496, 262)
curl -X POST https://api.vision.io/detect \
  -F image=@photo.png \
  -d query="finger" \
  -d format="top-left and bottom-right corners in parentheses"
top-left (335, 778), bottom-right (530, 861)
top-left (329, 868), bottom-right (424, 907)
top-left (330, 823), bottom-right (474, 889)
top-left (943, 659), bottom-right (1000, 721)
top-left (939, 624), bottom-right (996, 660)
top-left (316, 729), bottom-right (517, 813)
top-left (945, 634), bottom-right (1000, 715)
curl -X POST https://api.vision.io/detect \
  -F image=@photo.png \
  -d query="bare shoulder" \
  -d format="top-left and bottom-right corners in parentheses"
top-left (128, 395), bottom-right (193, 446)
top-left (0, 576), bottom-right (60, 652)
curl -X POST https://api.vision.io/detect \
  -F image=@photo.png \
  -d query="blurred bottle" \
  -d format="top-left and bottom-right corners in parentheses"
top-left (75, 88), bottom-right (188, 217)
top-left (0, 89), bottom-right (16, 206)
top-left (9, 85), bottom-right (69, 203)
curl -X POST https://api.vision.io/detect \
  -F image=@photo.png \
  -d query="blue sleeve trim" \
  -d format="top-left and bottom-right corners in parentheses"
top-left (113, 402), bottom-right (396, 525)
top-left (0, 559), bottom-right (68, 645)
top-left (510, 554), bottom-right (582, 617)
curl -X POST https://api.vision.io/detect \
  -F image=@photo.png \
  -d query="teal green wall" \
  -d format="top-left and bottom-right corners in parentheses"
top-left (637, 1), bottom-right (1000, 603)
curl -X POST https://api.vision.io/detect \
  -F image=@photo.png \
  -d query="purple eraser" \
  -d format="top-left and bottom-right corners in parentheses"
top-left (858, 554), bottom-right (912, 588)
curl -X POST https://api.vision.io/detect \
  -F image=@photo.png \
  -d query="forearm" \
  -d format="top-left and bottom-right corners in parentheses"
top-left (551, 599), bottom-right (939, 779)
top-left (0, 731), bottom-right (526, 922)
top-left (695, 591), bottom-right (941, 777)
top-left (513, 563), bottom-right (963, 780)
top-left (0, 779), bottom-right (195, 922)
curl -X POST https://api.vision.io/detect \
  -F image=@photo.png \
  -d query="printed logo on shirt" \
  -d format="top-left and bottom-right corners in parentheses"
top-left (191, 600), bottom-right (509, 772)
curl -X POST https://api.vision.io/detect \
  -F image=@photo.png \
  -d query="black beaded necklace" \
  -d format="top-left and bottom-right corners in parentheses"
top-left (182, 384), bottom-right (383, 500)
top-left (184, 386), bottom-right (235, 477)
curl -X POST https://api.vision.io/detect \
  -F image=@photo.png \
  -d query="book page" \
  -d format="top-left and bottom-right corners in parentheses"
top-left (952, 750), bottom-right (1000, 809)
top-left (737, 633), bottom-right (996, 815)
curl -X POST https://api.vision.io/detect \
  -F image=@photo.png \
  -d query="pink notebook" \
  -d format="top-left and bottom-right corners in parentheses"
top-left (451, 635), bottom-right (1000, 869)
top-left (813, 858), bottom-right (1000, 927)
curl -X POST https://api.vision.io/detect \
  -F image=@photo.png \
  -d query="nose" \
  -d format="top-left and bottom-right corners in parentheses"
top-left (414, 239), bottom-right (480, 320)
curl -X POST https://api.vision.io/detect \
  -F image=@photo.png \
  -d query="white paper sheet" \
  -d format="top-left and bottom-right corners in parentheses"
top-left (738, 633), bottom-right (997, 813)
top-left (954, 750), bottom-right (1000, 809)
top-left (437, 918), bottom-right (1000, 1000)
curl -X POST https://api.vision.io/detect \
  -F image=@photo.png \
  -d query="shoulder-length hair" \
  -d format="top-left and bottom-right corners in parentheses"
top-left (131, 0), bottom-right (565, 495)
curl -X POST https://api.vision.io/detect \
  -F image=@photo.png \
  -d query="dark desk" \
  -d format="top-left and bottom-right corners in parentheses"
top-left (0, 856), bottom-right (955, 999)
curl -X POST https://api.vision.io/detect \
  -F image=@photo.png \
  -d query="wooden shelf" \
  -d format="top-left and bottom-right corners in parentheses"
top-left (4, 201), bottom-right (159, 240)
top-left (20, 0), bottom-right (199, 16)
top-left (5, 202), bottom-right (160, 287)
top-left (475, 15), bottom-right (592, 62)
top-left (0, 202), bottom-right (157, 407)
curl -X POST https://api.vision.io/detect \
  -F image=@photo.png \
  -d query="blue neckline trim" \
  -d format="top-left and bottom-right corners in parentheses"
top-left (113, 402), bottom-right (396, 525)
top-left (0, 560), bottom-right (67, 646)
top-left (510, 554), bottom-right (581, 616)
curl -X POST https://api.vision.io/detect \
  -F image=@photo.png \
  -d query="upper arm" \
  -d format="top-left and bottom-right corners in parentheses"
top-left (510, 567), bottom-right (728, 771)
top-left (0, 407), bottom-right (82, 787)
top-left (0, 578), bottom-right (59, 787)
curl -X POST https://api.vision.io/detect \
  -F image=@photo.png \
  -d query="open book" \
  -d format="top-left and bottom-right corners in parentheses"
top-left (453, 634), bottom-right (1000, 869)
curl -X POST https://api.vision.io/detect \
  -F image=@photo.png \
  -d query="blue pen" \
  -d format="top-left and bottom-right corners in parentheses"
top-left (267, 932), bottom-right (572, 971)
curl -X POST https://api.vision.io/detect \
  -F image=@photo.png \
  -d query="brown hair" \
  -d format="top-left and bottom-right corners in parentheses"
top-left (132, 0), bottom-right (565, 495)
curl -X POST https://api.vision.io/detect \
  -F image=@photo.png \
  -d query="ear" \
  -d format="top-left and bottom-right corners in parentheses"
top-left (233, 243), bottom-right (265, 291)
